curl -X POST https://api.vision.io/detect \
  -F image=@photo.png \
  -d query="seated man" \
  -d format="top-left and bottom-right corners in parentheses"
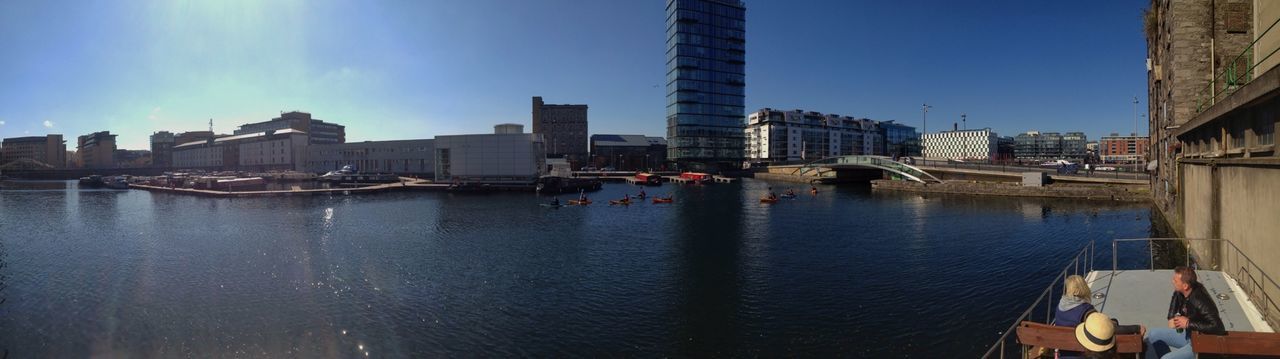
top-left (1145, 266), bottom-right (1226, 359)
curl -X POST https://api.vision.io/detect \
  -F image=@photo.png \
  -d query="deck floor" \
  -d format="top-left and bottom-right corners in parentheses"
top-left (1085, 270), bottom-right (1274, 332)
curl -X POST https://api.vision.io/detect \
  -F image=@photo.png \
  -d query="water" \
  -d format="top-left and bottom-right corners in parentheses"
top-left (0, 179), bottom-right (1160, 357)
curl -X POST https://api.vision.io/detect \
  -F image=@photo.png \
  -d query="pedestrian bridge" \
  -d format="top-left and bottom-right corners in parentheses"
top-left (791, 156), bottom-right (943, 183)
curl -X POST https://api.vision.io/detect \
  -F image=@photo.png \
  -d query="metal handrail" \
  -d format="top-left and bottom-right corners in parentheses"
top-left (1196, 15), bottom-right (1280, 114)
top-left (981, 241), bottom-right (1095, 359)
top-left (1111, 238), bottom-right (1280, 330)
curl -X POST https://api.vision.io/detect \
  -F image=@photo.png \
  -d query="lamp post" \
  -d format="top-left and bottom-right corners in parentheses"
top-left (922, 103), bottom-right (932, 135)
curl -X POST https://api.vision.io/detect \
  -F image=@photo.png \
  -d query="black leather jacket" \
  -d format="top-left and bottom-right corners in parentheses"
top-left (1166, 282), bottom-right (1227, 335)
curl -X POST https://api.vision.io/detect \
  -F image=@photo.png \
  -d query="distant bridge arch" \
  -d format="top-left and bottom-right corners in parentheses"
top-left (791, 156), bottom-right (943, 183)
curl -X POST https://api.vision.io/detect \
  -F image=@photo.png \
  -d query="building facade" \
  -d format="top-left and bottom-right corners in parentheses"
top-left (588, 134), bottom-right (668, 171)
top-left (150, 131), bottom-right (175, 168)
top-left (1, 135), bottom-right (66, 169)
top-left (77, 131), bottom-right (117, 169)
top-left (307, 139), bottom-right (435, 176)
top-left (531, 96), bottom-right (588, 169)
top-left (172, 129), bottom-right (309, 171)
top-left (1099, 133), bottom-right (1151, 164)
top-left (881, 121), bottom-right (922, 157)
top-left (235, 111), bottom-right (345, 144)
top-left (433, 125), bottom-right (545, 183)
top-left (744, 108), bottom-right (903, 163)
top-left (921, 128), bottom-right (998, 160)
top-left (1013, 131), bottom-right (1088, 161)
top-left (665, 0), bottom-right (746, 170)
top-left (175, 131), bottom-right (217, 146)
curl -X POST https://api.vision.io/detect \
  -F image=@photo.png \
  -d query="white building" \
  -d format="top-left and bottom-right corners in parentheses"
top-left (171, 129), bottom-right (309, 171)
top-left (921, 128), bottom-right (998, 160)
top-left (744, 108), bottom-right (883, 163)
top-left (307, 139), bottom-right (435, 175)
top-left (433, 124), bottom-right (546, 183)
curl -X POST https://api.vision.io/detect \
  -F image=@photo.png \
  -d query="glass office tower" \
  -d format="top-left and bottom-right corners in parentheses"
top-left (665, 0), bottom-right (746, 171)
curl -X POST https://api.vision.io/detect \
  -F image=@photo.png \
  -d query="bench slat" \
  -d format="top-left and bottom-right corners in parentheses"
top-left (1016, 321), bottom-right (1143, 353)
top-left (1190, 331), bottom-right (1280, 355)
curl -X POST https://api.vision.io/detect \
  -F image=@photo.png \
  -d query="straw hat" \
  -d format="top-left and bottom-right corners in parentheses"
top-left (1075, 312), bottom-right (1116, 352)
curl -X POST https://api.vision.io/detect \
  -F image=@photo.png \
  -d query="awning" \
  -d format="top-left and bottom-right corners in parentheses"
top-left (1146, 160), bottom-right (1158, 171)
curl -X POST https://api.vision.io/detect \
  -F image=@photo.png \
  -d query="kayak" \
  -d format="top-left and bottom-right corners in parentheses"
top-left (760, 197), bottom-right (779, 203)
top-left (609, 200), bottom-right (632, 205)
top-left (540, 203), bottom-right (563, 208)
top-left (781, 193), bottom-right (797, 199)
top-left (652, 198), bottom-right (674, 204)
top-left (569, 199), bottom-right (592, 205)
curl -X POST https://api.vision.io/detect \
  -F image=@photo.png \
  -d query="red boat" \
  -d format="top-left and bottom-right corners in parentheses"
top-left (635, 173), bottom-right (662, 185)
top-left (679, 172), bottom-right (711, 183)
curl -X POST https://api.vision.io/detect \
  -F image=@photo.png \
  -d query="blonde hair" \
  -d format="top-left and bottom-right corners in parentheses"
top-left (1064, 275), bottom-right (1091, 302)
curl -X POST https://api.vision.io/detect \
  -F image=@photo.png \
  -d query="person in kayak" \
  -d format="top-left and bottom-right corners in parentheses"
top-left (785, 189), bottom-right (796, 197)
top-left (550, 197), bottom-right (560, 206)
top-left (638, 189), bottom-right (646, 198)
top-left (766, 187), bottom-right (778, 201)
top-left (578, 189), bottom-right (588, 202)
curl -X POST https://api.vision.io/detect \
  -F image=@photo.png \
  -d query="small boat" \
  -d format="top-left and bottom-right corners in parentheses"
top-left (780, 193), bottom-right (797, 199)
top-left (104, 176), bottom-right (130, 190)
top-left (568, 199), bottom-right (592, 205)
top-left (79, 175), bottom-right (104, 188)
top-left (540, 203), bottom-right (563, 208)
top-left (652, 197), bottom-right (674, 204)
top-left (609, 199), bottom-right (632, 205)
top-left (760, 197), bottom-right (779, 203)
top-left (635, 193), bottom-right (647, 199)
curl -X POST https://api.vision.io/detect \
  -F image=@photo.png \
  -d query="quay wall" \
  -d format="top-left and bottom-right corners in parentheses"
top-left (871, 180), bottom-right (1149, 202)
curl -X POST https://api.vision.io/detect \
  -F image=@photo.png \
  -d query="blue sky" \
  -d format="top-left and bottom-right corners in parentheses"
top-left (0, 0), bottom-right (1150, 149)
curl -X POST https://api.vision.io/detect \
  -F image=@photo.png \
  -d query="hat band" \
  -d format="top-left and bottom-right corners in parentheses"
top-left (1083, 328), bottom-right (1113, 347)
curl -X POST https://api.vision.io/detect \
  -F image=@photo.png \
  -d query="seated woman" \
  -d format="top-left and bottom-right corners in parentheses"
top-left (1054, 275), bottom-right (1096, 359)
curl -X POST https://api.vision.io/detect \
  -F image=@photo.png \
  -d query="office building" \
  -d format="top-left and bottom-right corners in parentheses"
top-left (743, 108), bottom-right (889, 163)
top-left (922, 128), bottom-right (999, 160)
top-left (881, 120), bottom-right (922, 157)
top-left (235, 111), bottom-right (345, 144)
top-left (665, 0), bottom-right (746, 170)
top-left (77, 131), bottom-right (117, 169)
top-left (1, 135), bottom-right (66, 169)
top-left (1100, 133), bottom-right (1150, 164)
top-left (589, 134), bottom-right (668, 171)
top-left (532, 96), bottom-right (588, 168)
top-left (151, 131), bottom-right (175, 168)
top-left (307, 139), bottom-right (435, 176)
top-left (1013, 131), bottom-right (1088, 161)
top-left (433, 124), bottom-right (546, 183)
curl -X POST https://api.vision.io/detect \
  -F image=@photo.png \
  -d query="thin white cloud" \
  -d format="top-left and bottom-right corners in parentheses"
top-left (43, 120), bottom-right (54, 128)
top-left (148, 107), bottom-right (162, 121)
top-left (0, 120), bottom-right (6, 126)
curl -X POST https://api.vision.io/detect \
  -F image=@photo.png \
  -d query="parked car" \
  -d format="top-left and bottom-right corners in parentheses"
top-left (601, 166), bottom-right (616, 171)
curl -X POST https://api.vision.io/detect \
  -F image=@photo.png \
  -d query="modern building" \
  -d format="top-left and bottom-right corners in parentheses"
top-left (1099, 133), bottom-right (1150, 164)
top-left (588, 134), bottom-right (668, 171)
top-left (996, 136), bottom-right (1016, 160)
top-left (77, 131), bottom-right (117, 169)
top-left (665, 0), bottom-right (746, 170)
top-left (433, 124), bottom-right (546, 184)
top-left (881, 120), bottom-right (922, 157)
top-left (1013, 131), bottom-right (1088, 161)
top-left (235, 111), bottom-right (345, 144)
top-left (531, 96), bottom-right (588, 169)
top-left (150, 131), bottom-right (175, 168)
top-left (743, 108), bottom-right (893, 163)
top-left (1, 135), bottom-right (66, 169)
top-left (172, 129), bottom-right (309, 171)
top-left (921, 128), bottom-right (998, 160)
top-left (307, 139), bottom-right (435, 176)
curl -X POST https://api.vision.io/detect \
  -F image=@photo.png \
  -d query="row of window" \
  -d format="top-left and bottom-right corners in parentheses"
top-left (667, 103), bottom-right (744, 117)
top-left (667, 79), bottom-right (744, 96)
top-left (669, 90), bottom-right (744, 107)
top-left (668, 55), bottom-right (744, 74)
top-left (667, 33), bottom-right (745, 52)
top-left (669, 44), bottom-right (744, 62)
top-left (669, 0), bottom-right (745, 19)
top-left (667, 68), bottom-right (744, 85)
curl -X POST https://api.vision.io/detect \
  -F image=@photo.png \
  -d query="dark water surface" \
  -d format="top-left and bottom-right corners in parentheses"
top-left (0, 179), bottom-right (1159, 357)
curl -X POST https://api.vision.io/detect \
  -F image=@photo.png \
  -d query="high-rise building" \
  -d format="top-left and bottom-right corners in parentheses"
top-left (531, 96), bottom-right (588, 168)
top-left (77, 131), bottom-right (117, 169)
top-left (665, 0), bottom-right (746, 171)
top-left (1, 135), bottom-right (66, 169)
top-left (235, 111), bottom-right (345, 144)
top-left (150, 131), bottom-right (176, 168)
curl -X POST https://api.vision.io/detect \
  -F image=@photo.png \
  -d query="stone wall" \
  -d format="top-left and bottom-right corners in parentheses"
top-left (871, 180), bottom-right (1149, 202)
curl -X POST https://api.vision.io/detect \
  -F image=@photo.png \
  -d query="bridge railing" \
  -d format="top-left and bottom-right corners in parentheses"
top-left (792, 156), bottom-right (941, 183)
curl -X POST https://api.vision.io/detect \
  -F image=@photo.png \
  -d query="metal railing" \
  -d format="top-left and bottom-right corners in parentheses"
top-left (791, 155), bottom-right (943, 183)
top-left (1112, 238), bottom-right (1280, 331)
top-left (1196, 15), bottom-right (1280, 114)
top-left (981, 241), bottom-right (1096, 359)
top-left (914, 158), bottom-right (1151, 180)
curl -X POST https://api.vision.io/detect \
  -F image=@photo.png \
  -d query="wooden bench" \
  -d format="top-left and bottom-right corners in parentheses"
top-left (1191, 331), bottom-right (1280, 357)
top-left (1016, 321), bottom-right (1143, 357)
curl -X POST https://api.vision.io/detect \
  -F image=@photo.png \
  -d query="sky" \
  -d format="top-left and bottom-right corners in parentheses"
top-left (0, 0), bottom-right (1151, 150)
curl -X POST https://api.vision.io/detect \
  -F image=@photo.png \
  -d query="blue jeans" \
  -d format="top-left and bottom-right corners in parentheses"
top-left (1145, 327), bottom-right (1193, 359)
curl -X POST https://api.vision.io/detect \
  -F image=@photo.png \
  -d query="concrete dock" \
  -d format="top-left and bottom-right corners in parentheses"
top-left (131, 178), bottom-right (448, 198)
